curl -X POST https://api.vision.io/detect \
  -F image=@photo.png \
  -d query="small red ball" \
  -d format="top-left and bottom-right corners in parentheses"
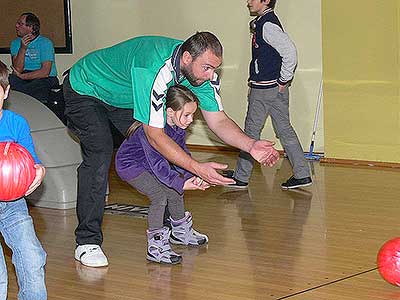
top-left (0, 142), bottom-right (36, 201)
top-left (377, 238), bottom-right (400, 286)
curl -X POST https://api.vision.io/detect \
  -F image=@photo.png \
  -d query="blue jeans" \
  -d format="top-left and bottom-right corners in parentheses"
top-left (0, 199), bottom-right (47, 300)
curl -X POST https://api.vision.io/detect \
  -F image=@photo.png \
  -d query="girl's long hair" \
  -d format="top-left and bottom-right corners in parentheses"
top-left (126, 85), bottom-right (199, 137)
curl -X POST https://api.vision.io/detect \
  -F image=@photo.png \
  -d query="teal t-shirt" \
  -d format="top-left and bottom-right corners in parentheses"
top-left (10, 35), bottom-right (57, 77)
top-left (69, 36), bottom-right (223, 128)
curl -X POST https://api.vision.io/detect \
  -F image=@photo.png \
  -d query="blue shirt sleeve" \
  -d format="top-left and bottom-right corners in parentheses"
top-left (0, 111), bottom-right (41, 164)
top-left (15, 117), bottom-right (41, 164)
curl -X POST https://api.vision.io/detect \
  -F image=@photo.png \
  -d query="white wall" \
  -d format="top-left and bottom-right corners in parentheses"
top-left (0, 0), bottom-right (323, 151)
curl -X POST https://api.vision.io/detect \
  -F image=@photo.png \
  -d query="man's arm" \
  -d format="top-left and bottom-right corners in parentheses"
top-left (12, 51), bottom-right (26, 73)
top-left (202, 110), bottom-right (254, 152)
top-left (11, 34), bottom-right (36, 73)
top-left (201, 110), bottom-right (280, 166)
top-left (138, 128), bottom-right (187, 194)
top-left (12, 61), bottom-right (52, 80)
top-left (142, 124), bottom-right (234, 185)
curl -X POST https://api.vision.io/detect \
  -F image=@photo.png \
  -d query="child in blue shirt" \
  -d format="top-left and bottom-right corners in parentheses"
top-left (0, 60), bottom-right (47, 300)
top-left (116, 85), bottom-right (210, 264)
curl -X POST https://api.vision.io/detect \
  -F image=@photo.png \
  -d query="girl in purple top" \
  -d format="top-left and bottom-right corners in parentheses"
top-left (116, 85), bottom-right (210, 264)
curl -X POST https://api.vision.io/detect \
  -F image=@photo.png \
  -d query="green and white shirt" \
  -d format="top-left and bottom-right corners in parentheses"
top-left (70, 36), bottom-right (223, 128)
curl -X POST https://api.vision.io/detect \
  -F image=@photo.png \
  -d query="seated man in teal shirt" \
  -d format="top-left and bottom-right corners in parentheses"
top-left (10, 12), bottom-right (59, 103)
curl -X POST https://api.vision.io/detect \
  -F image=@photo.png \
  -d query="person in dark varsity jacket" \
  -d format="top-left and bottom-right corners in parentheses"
top-left (227, 0), bottom-right (312, 190)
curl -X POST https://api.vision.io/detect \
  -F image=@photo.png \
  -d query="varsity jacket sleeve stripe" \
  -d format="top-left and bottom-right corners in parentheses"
top-left (263, 22), bottom-right (298, 85)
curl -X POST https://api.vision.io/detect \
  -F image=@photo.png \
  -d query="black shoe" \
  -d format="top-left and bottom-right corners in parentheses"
top-left (222, 169), bottom-right (235, 178)
top-left (222, 170), bottom-right (248, 189)
top-left (227, 178), bottom-right (248, 189)
top-left (281, 176), bottom-right (312, 190)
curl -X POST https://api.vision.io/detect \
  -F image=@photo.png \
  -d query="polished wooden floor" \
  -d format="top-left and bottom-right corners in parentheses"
top-left (3, 151), bottom-right (400, 300)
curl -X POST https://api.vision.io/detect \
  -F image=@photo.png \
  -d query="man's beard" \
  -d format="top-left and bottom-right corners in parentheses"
top-left (181, 66), bottom-right (203, 87)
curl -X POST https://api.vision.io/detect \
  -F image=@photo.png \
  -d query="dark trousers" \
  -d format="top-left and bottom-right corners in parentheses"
top-left (63, 75), bottom-right (135, 245)
top-left (235, 87), bottom-right (310, 182)
top-left (9, 74), bottom-right (59, 103)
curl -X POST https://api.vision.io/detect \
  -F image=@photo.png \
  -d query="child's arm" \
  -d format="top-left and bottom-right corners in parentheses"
top-left (183, 177), bottom-right (210, 191)
top-left (15, 115), bottom-right (41, 163)
top-left (25, 164), bottom-right (46, 196)
top-left (13, 113), bottom-right (46, 195)
top-left (262, 22), bottom-right (297, 89)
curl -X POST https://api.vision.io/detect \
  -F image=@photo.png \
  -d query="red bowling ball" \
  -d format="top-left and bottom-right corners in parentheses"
top-left (0, 142), bottom-right (36, 201)
top-left (377, 238), bottom-right (400, 286)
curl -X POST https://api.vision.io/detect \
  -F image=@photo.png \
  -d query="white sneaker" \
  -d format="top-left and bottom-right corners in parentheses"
top-left (75, 244), bottom-right (109, 267)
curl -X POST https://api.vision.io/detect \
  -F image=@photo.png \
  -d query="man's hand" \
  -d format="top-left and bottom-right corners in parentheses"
top-left (143, 125), bottom-right (234, 186)
top-left (21, 33), bottom-right (35, 49)
top-left (10, 66), bottom-right (25, 80)
top-left (25, 164), bottom-right (45, 196)
top-left (11, 61), bottom-right (52, 80)
top-left (12, 33), bottom-right (35, 73)
top-left (11, 66), bottom-right (27, 80)
top-left (192, 162), bottom-right (234, 185)
top-left (249, 140), bottom-right (280, 167)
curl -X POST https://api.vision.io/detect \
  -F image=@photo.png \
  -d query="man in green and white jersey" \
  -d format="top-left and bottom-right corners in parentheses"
top-left (63, 32), bottom-right (279, 268)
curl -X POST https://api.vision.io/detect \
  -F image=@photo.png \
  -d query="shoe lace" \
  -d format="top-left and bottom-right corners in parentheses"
top-left (86, 246), bottom-right (101, 254)
top-left (152, 232), bottom-right (172, 253)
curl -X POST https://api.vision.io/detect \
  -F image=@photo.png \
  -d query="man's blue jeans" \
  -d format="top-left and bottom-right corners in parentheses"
top-left (0, 199), bottom-right (47, 300)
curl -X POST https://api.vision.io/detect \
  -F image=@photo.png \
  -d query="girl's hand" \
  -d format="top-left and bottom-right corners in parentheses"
top-left (183, 177), bottom-right (210, 191)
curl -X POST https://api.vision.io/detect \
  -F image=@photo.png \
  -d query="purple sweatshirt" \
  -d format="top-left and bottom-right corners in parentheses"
top-left (115, 124), bottom-right (194, 194)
